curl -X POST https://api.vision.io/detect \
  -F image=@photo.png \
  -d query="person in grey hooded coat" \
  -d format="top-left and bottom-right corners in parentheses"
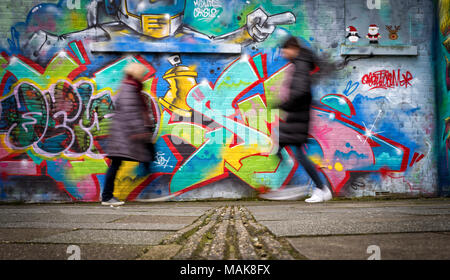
top-left (101, 63), bottom-right (155, 206)
top-left (261, 36), bottom-right (333, 203)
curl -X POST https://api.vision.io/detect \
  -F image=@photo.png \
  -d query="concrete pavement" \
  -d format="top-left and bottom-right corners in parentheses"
top-left (0, 198), bottom-right (449, 260)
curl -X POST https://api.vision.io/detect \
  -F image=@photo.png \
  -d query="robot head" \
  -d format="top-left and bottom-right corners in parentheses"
top-left (118, 0), bottom-right (186, 38)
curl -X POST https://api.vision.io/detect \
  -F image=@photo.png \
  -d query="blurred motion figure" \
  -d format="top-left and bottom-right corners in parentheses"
top-left (101, 62), bottom-right (155, 206)
top-left (261, 36), bottom-right (333, 203)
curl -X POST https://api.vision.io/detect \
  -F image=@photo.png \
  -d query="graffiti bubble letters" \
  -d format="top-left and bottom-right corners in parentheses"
top-left (361, 69), bottom-right (413, 91)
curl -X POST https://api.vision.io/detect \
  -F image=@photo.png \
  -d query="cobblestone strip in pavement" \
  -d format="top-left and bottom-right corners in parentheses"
top-left (161, 206), bottom-right (307, 260)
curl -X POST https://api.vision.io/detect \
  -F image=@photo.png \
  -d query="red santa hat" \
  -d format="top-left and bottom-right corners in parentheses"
top-left (346, 26), bottom-right (357, 32)
top-left (369, 24), bottom-right (379, 28)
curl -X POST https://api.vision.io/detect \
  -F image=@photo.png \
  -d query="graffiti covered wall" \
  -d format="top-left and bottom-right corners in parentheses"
top-left (436, 0), bottom-right (450, 196)
top-left (0, 0), bottom-right (439, 202)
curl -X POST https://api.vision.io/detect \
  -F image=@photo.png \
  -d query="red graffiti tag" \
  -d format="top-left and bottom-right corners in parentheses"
top-left (361, 69), bottom-right (413, 90)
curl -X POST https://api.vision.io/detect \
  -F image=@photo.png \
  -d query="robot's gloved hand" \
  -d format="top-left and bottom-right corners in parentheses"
top-left (246, 8), bottom-right (296, 43)
top-left (22, 30), bottom-right (61, 59)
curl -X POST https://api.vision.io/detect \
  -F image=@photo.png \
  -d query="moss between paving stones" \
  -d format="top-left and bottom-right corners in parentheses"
top-left (162, 209), bottom-right (214, 245)
top-left (241, 205), bottom-right (307, 260)
top-left (137, 244), bottom-right (182, 260)
top-left (227, 208), bottom-right (241, 260)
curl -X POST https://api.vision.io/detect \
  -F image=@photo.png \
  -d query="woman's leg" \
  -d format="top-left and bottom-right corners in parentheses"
top-left (102, 157), bottom-right (123, 201)
top-left (295, 146), bottom-right (325, 189)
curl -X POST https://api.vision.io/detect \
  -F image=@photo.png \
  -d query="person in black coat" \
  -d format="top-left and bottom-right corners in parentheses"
top-left (263, 36), bottom-right (332, 203)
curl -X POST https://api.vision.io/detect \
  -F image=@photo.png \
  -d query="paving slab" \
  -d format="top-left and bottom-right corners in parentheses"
top-left (248, 209), bottom-right (415, 221)
top-left (247, 200), bottom-right (450, 212)
top-left (0, 205), bottom-right (212, 215)
top-left (247, 202), bottom-right (450, 237)
top-left (247, 205), bottom-right (450, 220)
top-left (0, 222), bottom-right (193, 231)
top-left (0, 228), bottom-right (72, 242)
top-left (0, 209), bottom-right (52, 214)
top-left (259, 215), bottom-right (450, 236)
top-left (112, 215), bottom-right (197, 224)
top-left (56, 207), bottom-right (213, 216)
top-left (0, 213), bottom-right (125, 223)
top-left (0, 243), bottom-right (148, 260)
top-left (287, 232), bottom-right (450, 260)
top-left (30, 229), bottom-right (172, 245)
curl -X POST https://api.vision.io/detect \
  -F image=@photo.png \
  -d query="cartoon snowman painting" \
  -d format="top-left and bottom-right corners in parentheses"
top-left (346, 26), bottom-right (361, 43)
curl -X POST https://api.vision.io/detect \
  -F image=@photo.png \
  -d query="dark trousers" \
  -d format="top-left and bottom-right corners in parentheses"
top-left (277, 144), bottom-right (324, 189)
top-left (102, 157), bottom-right (151, 201)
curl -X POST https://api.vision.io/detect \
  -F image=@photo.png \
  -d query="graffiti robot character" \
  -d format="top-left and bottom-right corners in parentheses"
top-left (21, 0), bottom-right (296, 62)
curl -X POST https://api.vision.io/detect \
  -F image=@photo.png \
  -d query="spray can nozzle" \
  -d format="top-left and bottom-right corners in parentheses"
top-left (168, 54), bottom-right (181, 66)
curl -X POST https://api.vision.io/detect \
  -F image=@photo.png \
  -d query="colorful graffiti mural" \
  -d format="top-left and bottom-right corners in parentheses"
top-left (437, 0), bottom-right (450, 196)
top-left (0, 0), bottom-right (439, 201)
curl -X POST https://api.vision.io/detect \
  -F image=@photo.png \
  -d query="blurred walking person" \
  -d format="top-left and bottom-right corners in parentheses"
top-left (101, 63), bottom-right (155, 206)
top-left (261, 36), bottom-right (333, 203)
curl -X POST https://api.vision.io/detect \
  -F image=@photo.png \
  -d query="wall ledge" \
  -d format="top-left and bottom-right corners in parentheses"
top-left (340, 44), bottom-right (418, 56)
top-left (89, 41), bottom-right (242, 54)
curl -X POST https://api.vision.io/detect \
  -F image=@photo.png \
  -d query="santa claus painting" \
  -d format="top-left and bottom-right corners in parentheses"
top-left (366, 24), bottom-right (381, 44)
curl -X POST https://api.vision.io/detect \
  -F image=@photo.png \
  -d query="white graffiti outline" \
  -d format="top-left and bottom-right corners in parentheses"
top-left (5, 81), bottom-right (50, 150)
top-left (21, 112), bottom-right (42, 133)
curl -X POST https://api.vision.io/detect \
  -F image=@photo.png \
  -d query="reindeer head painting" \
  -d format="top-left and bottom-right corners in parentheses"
top-left (386, 25), bottom-right (401, 40)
